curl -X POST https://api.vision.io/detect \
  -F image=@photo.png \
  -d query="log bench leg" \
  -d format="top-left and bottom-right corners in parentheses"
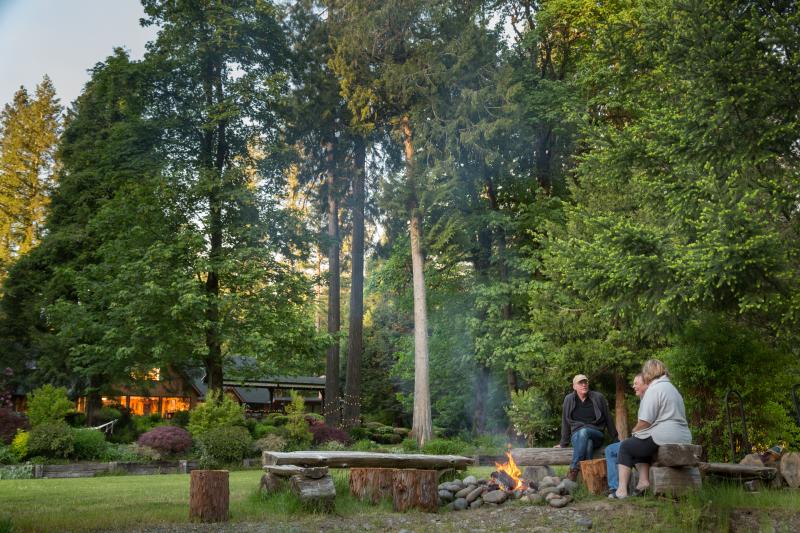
top-left (649, 466), bottom-right (702, 496)
top-left (350, 467), bottom-right (396, 503)
top-left (189, 470), bottom-right (229, 523)
top-left (392, 469), bottom-right (438, 512)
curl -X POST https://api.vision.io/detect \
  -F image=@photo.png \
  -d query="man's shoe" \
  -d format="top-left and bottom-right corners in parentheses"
top-left (567, 468), bottom-right (579, 482)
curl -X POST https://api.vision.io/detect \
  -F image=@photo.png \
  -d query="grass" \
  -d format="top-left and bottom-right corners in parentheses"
top-left (0, 469), bottom-right (392, 532)
top-left (1, 467), bottom-right (798, 532)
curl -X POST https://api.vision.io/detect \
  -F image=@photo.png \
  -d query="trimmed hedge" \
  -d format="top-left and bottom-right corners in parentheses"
top-left (197, 425), bottom-right (252, 466)
top-left (72, 429), bottom-right (109, 460)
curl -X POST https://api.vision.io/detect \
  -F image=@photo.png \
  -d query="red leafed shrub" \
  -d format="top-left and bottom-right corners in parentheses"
top-left (137, 425), bottom-right (192, 455)
top-left (0, 408), bottom-right (28, 445)
top-left (310, 424), bottom-right (350, 446)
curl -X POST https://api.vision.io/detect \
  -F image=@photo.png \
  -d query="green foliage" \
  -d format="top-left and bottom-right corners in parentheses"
top-left (400, 437), bottom-right (417, 453)
top-left (0, 445), bottom-right (17, 465)
top-left (507, 388), bottom-right (559, 447)
top-left (72, 429), bottom-right (109, 460)
top-left (131, 414), bottom-right (165, 436)
top-left (253, 434), bottom-right (287, 453)
top-left (187, 391), bottom-right (246, 437)
top-left (26, 385), bottom-right (73, 427)
top-left (10, 431), bottom-right (27, 460)
top-left (27, 421), bottom-right (75, 459)
top-left (169, 410), bottom-right (190, 428)
top-left (197, 425), bottom-right (253, 468)
top-left (100, 443), bottom-right (143, 462)
top-left (283, 391), bottom-right (312, 450)
top-left (663, 315), bottom-right (800, 460)
top-left (349, 439), bottom-right (378, 452)
top-left (420, 438), bottom-right (471, 456)
top-left (263, 413), bottom-right (289, 427)
top-left (0, 463), bottom-right (33, 480)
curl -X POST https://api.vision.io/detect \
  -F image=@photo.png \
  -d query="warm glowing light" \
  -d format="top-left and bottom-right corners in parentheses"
top-left (494, 451), bottom-right (523, 490)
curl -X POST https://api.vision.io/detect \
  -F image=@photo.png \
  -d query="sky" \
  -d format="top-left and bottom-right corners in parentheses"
top-left (0, 0), bottom-right (157, 110)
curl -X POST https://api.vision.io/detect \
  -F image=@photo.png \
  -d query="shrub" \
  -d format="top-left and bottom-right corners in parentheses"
top-left (0, 408), bottom-right (28, 444)
top-left (94, 407), bottom-right (122, 425)
top-left (26, 385), bottom-right (73, 427)
top-left (197, 425), bottom-right (252, 467)
top-left (349, 426), bottom-right (369, 441)
top-left (318, 440), bottom-right (346, 451)
top-left (284, 391), bottom-right (312, 450)
top-left (27, 422), bottom-right (75, 458)
top-left (132, 444), bottom-right (163, 461)
top-left (401, 437), bottom-right (418, 452)
top-left (132, 413), bottom-right (166, 435)
top-left (0, 463), bottom-right (33, 479)
top-left (371, 431), bottom-right (402, 445)
top-left (350, 439), bottom-right (377, 452)
top-left (10, 430), bottom-right (28, 460)
top-left (64, 411), bottom-right (87, 428)
top-left (169, 410), bottom-right (190, 428)
top-left (304, 413), bottom-right (324, 426)
top-left (506, 388), bottom-right (557, 447)
top-left (0, 445), bottom-right (17, 464)
top-left (253, 434), bottom-right (287, 453)
top-left (137, 425), bottom-right (192, 455)
top-left (72, 429), bottom-right (109, 460)
top-left (310, 424), bottom-right (350, 446)
top-left (264, 412), bottom-right (289, 426)
top-left (100, 443), bottom-right (142, 462)
top-left (188, 390), bottom-right (246, 437)
top-left (421, 438), bottom-right (471, 456)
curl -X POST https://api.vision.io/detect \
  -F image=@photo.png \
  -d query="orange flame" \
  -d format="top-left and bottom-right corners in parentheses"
top-left (494, 451), bottom-right (523, 490)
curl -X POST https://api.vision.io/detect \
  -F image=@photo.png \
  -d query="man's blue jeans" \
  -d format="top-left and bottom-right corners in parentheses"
top-left (604, 440), bottom-right (622, 490)
top-left (570, 427), bottom-right (604, 471)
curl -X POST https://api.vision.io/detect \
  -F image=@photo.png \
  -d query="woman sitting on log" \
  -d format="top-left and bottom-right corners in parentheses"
top-left (610, 359), bottom-right (692, 499)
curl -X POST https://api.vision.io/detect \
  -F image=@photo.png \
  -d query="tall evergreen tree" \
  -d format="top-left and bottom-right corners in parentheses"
top-left (141, 0), bottom-right (318, 391)
top-left (0, 77), bottom-right (61, 281)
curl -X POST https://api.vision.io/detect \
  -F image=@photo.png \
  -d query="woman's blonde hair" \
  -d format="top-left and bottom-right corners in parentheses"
top-left (641, 359), bottom-right (668, 384)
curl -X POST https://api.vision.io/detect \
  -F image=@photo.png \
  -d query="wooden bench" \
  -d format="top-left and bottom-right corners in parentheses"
top-left (261, 451), bottom-right (474, 512)
top-left (512, 444), bottom-right (705, 496)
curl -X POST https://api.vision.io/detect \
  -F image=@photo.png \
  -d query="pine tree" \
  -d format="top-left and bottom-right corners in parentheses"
top-left (0, 76), bottom-right (61, 281)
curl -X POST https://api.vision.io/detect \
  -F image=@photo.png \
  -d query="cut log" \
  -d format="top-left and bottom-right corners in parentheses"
top-left (189, 470), bottom-right (229, 523)
top-left (654, 444), bottom-right (703, 467)
top-left (779, 452), bottom-right (800, 489)
top-left (349, 467), bottom-right (396, 503)
top-left (649, 466), bottom-right (701, 496)
top-left (260, 472), bottom-right (285, 494)
top-left (264, 465), bottom-right (329, 479)
top-left (290, 474), bottom-right (336, 511)
top-left (263, 451), bottom-right (473, 470)
top-left (579, 458), bottom-right (608, 495)
top-left (510, 447), bottom-right (603, 466)
top-left (699, 462), bottom-right (776, 480)
top-left (392, 469), bottom-right (438, 512)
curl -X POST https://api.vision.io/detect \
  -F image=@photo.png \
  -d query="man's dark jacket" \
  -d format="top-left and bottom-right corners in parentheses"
top-left (559, 390), bottom-right (618, 447)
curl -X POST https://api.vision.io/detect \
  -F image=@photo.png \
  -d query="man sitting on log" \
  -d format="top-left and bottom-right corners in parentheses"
top-left (554, 374), bottom-right (618, 481)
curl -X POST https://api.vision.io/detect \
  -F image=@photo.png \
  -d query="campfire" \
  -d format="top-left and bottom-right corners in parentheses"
top-left (437, 451), bottom-right (579, 511)
top-left (490, 452), bottom-right (525, 491)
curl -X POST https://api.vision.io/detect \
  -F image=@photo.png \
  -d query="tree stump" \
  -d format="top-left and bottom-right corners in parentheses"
top-left (579, 458), bottom-right (607, 495)
top-left (392, 469), bottom-right (438, 512)
top-left (780, 452), bottom-right (800, 489)
top-left (189, 470), bottom-right (229, 523)
top-left (350, 467), bottom-right (397, 503)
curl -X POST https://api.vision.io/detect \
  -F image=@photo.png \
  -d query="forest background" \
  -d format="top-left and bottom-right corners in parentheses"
top-left (1, 0), bottom-right (799, 462)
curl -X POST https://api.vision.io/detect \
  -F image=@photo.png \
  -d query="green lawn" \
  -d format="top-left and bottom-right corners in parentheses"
top-left (0, 469), bottom-right (389, 532)
top-left (1, 468), bottom-right (799, 533)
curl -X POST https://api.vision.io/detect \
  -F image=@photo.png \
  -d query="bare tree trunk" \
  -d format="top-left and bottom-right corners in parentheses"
top-left (615, 371), bottom-right (629, 439)
top-left (344, 137), bottom-right (366, 429)
top-left (324, 140), bottom-right (341, 427)
top-left (402, 116), bottom-right (432, 447)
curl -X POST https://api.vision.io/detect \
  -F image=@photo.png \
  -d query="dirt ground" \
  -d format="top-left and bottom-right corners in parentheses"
top-left (111, 498), bottom-right (800, 533)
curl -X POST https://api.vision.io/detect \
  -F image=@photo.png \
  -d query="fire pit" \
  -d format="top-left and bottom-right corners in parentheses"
top-left (438, 452), bottom-right (579, 510)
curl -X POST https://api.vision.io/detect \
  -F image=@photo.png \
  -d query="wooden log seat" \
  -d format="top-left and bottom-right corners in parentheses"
top-left (262, 451), bottom-right (474, 470)
top-left (189, 470), bottom-right (229, 523)
top-left (510, 447), bottom-right (603, 466)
